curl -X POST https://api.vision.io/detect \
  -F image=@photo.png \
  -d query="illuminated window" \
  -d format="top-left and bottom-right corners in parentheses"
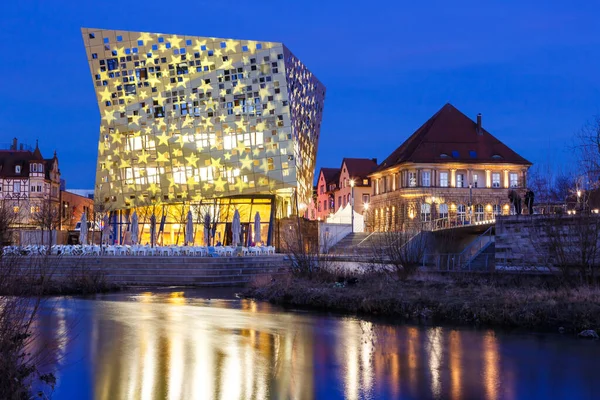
top-left (492, 173), bottom-right (501, 188)
top-left (363, 179), bottom-right (368, 185)
top-left (440, 172), bottom-right (448, 187)
top-left (473, 174), bottom-right (479, 188)
top-left (457, 204), bottom-right (466, 222)
top-left (510, 173), bottom-right (518, 188)
top-left (456, 173), bottom-right (464, 188)
top-left (13, 182), bottom-right (21, 193)
top-left (13, 206), bottom-right (20, 213)
top-left (422, 171), bottom-right (431, 187)
top-left (475, 204), bottom-right (484, 221)
top-left (15, 165), bottom-right (21, 174)
top-left (421, 203), bottom-right (431, 221)
top-left (408, 172), bottom-right (417, 187)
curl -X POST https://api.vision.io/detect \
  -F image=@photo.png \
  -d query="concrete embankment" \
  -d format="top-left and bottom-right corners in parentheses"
top-left (11, 255), bottom-right (290, 286)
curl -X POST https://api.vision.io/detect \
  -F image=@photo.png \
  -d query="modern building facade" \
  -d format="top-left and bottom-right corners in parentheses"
top-left (82, 28), bottom-right (325, 245)
top-left (0, 138), bottom-right (61, 229)
top-left (367, 104), bottom-right (531, 232)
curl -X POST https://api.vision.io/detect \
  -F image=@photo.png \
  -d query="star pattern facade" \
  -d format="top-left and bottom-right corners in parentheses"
top-left (82, 28), bottom-right (325, 212)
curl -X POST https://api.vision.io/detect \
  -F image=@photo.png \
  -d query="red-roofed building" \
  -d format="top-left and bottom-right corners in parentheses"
top-left (315, 167), bottom-right (340, 220)
top-left (367, 104), bottom-right (532, 232)
top-left (336, 158), bottom-right (377, 215)
top-left (0, 138), bottom-right (61, 229)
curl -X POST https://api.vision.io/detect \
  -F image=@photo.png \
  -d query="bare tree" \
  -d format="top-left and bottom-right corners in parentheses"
top-left (30, 197), bottom-right (63, 248)
top-left (0, 200), bottom-right (18, 250)
top-left (530, 214), bottom-right (600, 283)
top-left (367, 229), bottom-right (428, 279)
top-left (574, 115), bottom-right (600, 188)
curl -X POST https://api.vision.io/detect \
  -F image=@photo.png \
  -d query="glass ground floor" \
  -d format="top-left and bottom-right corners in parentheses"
top-left (101, 194), bottom-right (297, 246)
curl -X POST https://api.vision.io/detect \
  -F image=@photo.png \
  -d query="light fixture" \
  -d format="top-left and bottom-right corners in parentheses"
top-left (349, 179), bottom-right (355, 187)
top-left (363, 203), bottom-right (369, 211)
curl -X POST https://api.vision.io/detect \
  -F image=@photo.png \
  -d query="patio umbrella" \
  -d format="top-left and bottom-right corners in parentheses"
top-left (253, 212), bottom-right (261, 245)
top-left (203, 213), bottom-right (211, 246)
top-left (131, 211), bottom-right (139, 244)
top-left (232, 209), bottom-right (241, 247)
top-left (150, 214), bottom-right (157, 247)
top-left (185, 210), bottom-right (194, 245)
top-left (79, 212), bottom-right (88, 245)
top-left (102, 214), bottom-right (110, 245)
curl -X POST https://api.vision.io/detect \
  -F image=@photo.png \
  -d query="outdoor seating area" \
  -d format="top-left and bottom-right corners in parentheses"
top-left (2, 244), bottom-right (277, 257)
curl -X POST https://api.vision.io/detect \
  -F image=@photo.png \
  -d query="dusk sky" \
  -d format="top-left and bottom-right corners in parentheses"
top-left (1, 0), bottom-right (600, 189)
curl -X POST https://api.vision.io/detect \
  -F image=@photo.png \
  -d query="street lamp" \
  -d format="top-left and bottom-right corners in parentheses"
top-left (350, 179), bottom-right (355, 233)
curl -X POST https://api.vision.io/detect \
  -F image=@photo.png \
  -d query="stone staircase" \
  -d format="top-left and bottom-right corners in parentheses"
top-left (326, 232), bottom-right (370, 254)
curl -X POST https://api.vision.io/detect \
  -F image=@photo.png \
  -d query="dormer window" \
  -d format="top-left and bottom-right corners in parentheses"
top-left (440, 153), bottom-right (449, 158)
top-left (31, 164), bottom-right (37, 172)
top-left (15, 165), bottom-right (21, 174)
top-left (492, 154), bottom-right (503, 160)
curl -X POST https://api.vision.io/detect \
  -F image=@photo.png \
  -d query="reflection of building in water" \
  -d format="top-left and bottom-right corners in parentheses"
top-left (483, 331), bottom-right (500, 400)
top-left (449, 330), bottom-right (462, 400)
top-left (88, 301), bottom-right (314, 400)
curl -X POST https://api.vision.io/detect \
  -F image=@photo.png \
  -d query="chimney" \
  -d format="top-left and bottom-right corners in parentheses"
top-left (11, 138), bottom-right (17, 150)
top-left (477, 113), bottom-right (482, 135)
top-left (371, 158), bottom-right (378, 164)
top-left (19, 144), bottom-right (23, 151)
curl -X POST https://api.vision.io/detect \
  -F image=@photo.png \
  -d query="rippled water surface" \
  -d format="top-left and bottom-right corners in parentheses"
top-left (31, 288), bottom-right (600, 399)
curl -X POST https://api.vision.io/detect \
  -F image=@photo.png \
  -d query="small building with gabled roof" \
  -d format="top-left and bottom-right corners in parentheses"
top-left (367, 103), bottom-right (532, 232)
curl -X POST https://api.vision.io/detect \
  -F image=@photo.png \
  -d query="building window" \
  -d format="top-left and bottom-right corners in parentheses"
top-left (13, 182), bottom-right (21, 193)
top-left (319, 185), bottom-right (324, 194)
top-left (338, 196), bottom-right (342, 209)
top-left (362, 194), bottom-right (370, 204)
top-left (473, 174), bottom-right (478, 188)
top-left (475, 204), bottom-right (484, 221)
top-left (317, 202), bottom-right (321, 212)
top-left (15, 165), bottom-right (21, 174)
top-left (408, 172), bottom-right (417, 187)
top-left (456, 174), bottom-right (464, 188)
top-left (421, 203), bottom-right (431, 222)
top-left (457, 204), bottom-right (466, 223)
top-left (439, 203), bottom-right (449, 219)
top-left (440, 172), bottom-right (448, 187)
top-left (363, 179), bottom-right (368, 185)
top-left (510, 173), bottom-right (518, 188)
top-left (493, 204), bottom-right (501, 215)
top-left (492, 173), bottom-right (501, 188)
top-left (422, 171), bottom-right (431, 187)
top-left (13, 206), bottom-right (19, 214)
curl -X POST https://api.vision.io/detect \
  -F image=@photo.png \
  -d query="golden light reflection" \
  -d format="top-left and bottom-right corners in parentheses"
top-left (427, 327), bottom-right (443, 398)
top-left (168, 291), bottom-right (186, 305)
top-left (407, 327), bottom-right (418, 387)
top-left (449, 330), bottom-right (462, 400)
top-left (483, 331), bottom-right (500, 400)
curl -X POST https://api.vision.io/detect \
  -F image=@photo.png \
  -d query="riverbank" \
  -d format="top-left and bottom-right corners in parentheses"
top-left (243, 272), bottom-right (600, 335)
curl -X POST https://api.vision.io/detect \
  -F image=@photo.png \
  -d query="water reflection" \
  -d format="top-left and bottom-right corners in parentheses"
top-left (30, 292), bottom-right (600, 400)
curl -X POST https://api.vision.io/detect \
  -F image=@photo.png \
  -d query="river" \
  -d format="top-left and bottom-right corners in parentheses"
top-left (30, 288), bottom-right (599, 400)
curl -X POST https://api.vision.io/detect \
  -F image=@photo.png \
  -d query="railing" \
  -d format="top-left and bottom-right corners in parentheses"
top-left (422, 226), bottom-right (495, 271)
top-left (422, 216), bottom-right (496, 231)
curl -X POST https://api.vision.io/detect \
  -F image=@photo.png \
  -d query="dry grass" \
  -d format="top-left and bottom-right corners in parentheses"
top-left (245, 271), bottom-right (600, 334)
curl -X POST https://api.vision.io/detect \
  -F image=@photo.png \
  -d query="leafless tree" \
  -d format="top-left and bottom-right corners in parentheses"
top-left (367, 229), bottom-right (428, 279)
top-left (530, 214), bottom-right (600, 283)
top-left (30, 197), bottom-right (64, 248)
top-left (574, 115), bottom-right (600, 188)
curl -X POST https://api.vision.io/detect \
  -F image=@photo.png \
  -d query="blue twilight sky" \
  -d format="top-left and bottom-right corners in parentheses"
top-left (1, 0), bottom-right (600, 189)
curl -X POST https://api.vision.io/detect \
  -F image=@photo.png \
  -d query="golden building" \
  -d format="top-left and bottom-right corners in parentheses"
top-left (367, 104), bottom-right (531, 232)
top-left (82, 28), bottom-right (325, 245)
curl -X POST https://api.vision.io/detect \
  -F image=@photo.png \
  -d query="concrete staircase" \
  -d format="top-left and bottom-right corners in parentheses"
top-left (326, 232), bottom-right (370, 254)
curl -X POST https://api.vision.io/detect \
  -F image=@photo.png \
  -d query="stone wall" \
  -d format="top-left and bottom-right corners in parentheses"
top-left (495, 214), bottom-right (600, 268)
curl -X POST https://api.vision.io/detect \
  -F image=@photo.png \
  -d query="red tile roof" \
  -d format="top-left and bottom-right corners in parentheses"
top-left (375, 103), bottom-right (531, 173)
top-left (342, 158), bottom-right (378, 179)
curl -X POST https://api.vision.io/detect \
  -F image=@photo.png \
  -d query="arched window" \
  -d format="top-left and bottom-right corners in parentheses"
top-left (457, 204), bottom-right (466, 223)
top-left (421, 203), bottom-right (431, 222)
top-left (475, 204), bottom-right (484, 221)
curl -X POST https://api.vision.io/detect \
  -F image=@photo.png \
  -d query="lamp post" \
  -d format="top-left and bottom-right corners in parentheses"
top-left (350, 179), bottom-right (355, 233)
top-left (469, 183), bottom-right (473, 223)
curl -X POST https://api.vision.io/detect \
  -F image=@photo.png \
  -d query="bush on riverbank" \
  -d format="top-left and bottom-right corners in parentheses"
top-left (244, 270), bottom-right (600, 334)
